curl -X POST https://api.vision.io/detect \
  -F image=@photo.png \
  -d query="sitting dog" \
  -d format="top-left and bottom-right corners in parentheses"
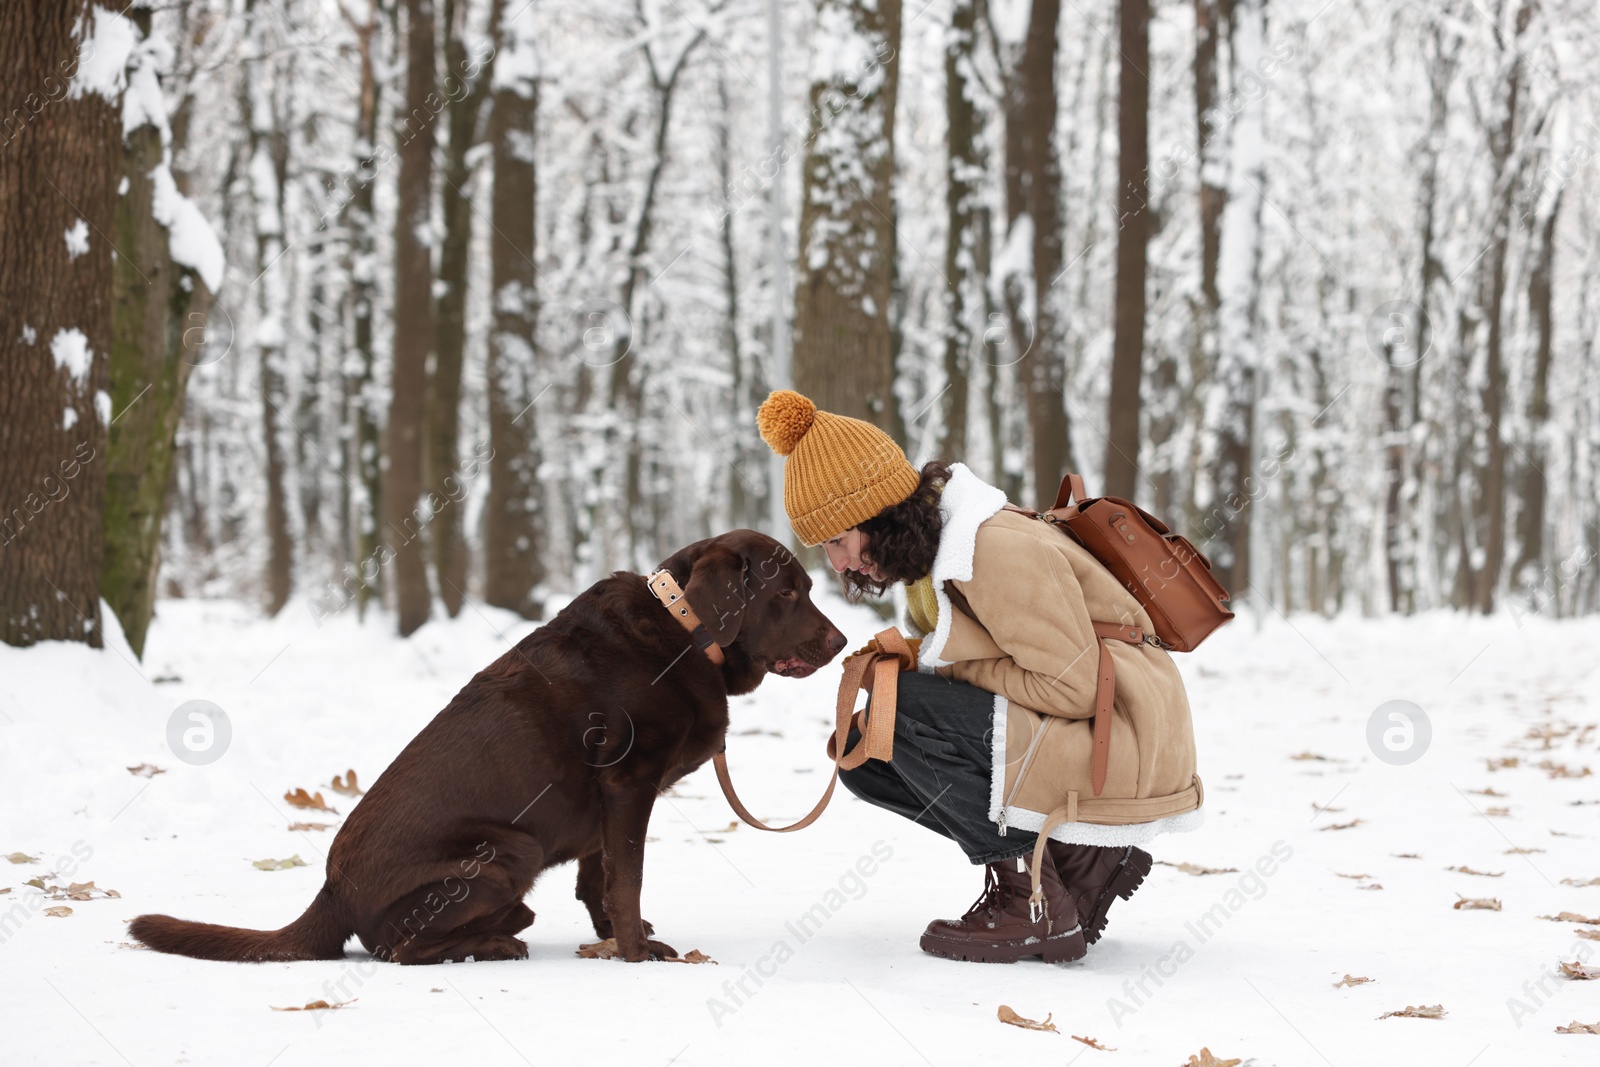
top-left (130, 530), bottom-right (846, 964)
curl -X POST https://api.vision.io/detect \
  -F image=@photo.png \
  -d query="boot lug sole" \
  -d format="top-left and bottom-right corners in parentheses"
top-left (919, 930), bottom-right (1086, 964)
top-left (1081, 847), bottom-right (1153, 945)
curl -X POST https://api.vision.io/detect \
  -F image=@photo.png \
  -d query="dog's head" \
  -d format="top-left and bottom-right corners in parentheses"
top-left (660, 530), bottom-right (847, 689)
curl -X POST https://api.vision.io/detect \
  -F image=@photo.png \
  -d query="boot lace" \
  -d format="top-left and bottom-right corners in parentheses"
top-left (961, 865), bottom-right (1017, 921)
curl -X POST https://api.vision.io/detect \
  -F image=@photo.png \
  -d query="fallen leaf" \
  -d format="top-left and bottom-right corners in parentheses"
top-left (23, 877), bottom-right (45, 889)
top-left (1358, 883), bottom-right (1385, 890)
top-left (1071, 1034), bottom-right (1115, 1050)
top-left (575, 938), bottom-right (710, 963)
top-left (1484, 806), bottom-right (1512, 817)
top-left (1488, 757), bottom-right (1520, 771)
top-left (1378, 1004), bottom-right (1447, 1020)
top-left (1453, 895), bottom-right (1501, 911)
top-left (1334, 975), bottom-right (1373, 988)
top-left (1156, 861), bottom-right (1239, 876)
top-left (718, 821), bottom-right (739, 833)
top-left (288, 822), bottom-right (332, 832)
top-left (126, 763), bottom-right (166, 778)
top-left (0, 888), bottom-right (9, 895)
top-left (1446, 866), bottom-right (1504, 877)
top-left (996, 1005), bottom-right (1057, 1033)
top-left (1506, 847), bottom-right (1545, 855)
top-left (1393, 852), bottom-right (1422, 859)
top-left (330, 770), bottom-right (363, 797)
top-left (1181, 1049), bottom-right (1241, 1067)
top-left (284, 788), bottom-right (337, 813)
top-left (1537, 912), bottom-right (1600, 924)
top-left (1320, 819), bottom-right (1364, 831)
top-left (1578, 930), bottom-right (1600, 942)
top-left (430, 987), bottom-right (443, 993)
top-left (1562, 877), bottom-right (1600, 887)
top-left (272, 999), bottom-right (355, 1012)
top-left (1552, 830), bottom-right (1580, 837)
top-left (1312, 802), bottom-right (1346, 814)
top-left (43, 906), bottom-right (72, 918)
top-left (28, 878), bottom-right (118, 902)
top-left (1335, 873), bottom-right (1371, 880)
top-left (1291, 751), bottom-right (1330, 761)
top-left (1469, 787), bottom-right (1507, 797)
top-left (1560, 960), bottom-right (1600, 980)
top-left (1556, 1020), bottom-right (1600, 1034)
top-left (253, 855), bottom-right (308, 871)
top-left (6, 852), bottom-right (38, 865)
top-left (1538, 761), bottom-right (1592, 780)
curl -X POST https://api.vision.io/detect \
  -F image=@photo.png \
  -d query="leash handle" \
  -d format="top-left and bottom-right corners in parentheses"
top-left (714, 627), bottom-right (913, 832)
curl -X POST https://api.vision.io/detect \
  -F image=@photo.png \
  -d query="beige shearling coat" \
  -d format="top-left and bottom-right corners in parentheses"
top-left (909, 464), bottom-right (1204, 847)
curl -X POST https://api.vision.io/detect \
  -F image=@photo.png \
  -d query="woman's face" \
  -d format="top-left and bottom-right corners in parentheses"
top-left (821, 527), bottom-right (885, 582)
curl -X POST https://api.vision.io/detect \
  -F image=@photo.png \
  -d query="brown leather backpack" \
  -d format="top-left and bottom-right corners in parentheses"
top-left (1003, 473), bottom-right (1234, 652)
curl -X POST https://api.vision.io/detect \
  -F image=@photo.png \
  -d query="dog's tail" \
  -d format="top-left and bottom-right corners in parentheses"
top-left (129, 884), bottom-right (350, 963)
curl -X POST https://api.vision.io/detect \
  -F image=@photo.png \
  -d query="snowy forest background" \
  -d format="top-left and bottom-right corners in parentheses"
top-left (6, 0), bottom-right (1600, 655)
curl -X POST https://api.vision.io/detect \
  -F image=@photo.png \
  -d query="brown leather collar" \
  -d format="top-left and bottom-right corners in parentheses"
top-left (645, 570), bottom-right (726, 666)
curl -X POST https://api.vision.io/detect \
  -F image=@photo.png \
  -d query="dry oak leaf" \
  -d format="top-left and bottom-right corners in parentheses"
top-left (126, 763), bottom-right (165, 778)
top-left (272, 999), bottom-right (355, 1012)
top-left (1320, 819), bottom-right (1364, 832)
top-left (1469, 787), bottom-right (1507, 797)
top-left (1334, 975), bottom-right (1374, 988)
top-left (1488, 757), bottom-right (1520, 771)
top-left (1181, 1049), bottom-right (1241, 1067)
top-left (1484, 806), bottom-right (1512, 817)
top-left (1506, 848), bottom-right (1545, 855)
top-left (1560, 960), bottom-right (1600, 981)
top-left (329, 770), bottom-right (363, 797)
top-left (1071, 1035), bottom-right (1115, 1050)
top-left (1446, 866), bottom-right (1504, 877)
top-left (284, 788), bottom-right (337, 814)
top-left (1378, 1004), bottom-right (1446, 1020)
top-left (1157, 861), bottom-right (1240, 876)
top-left (1562, 877), bottom-right (1600, 887)
top-left (1538, 761), bottom-right (1592, 780)
top-left (44, 905), bottom-right (72, 918)
top-left (1336, 873), bottom-right (1370, 880)
top-left (0, 888), bottom-right (9, 895)
top-left (996, 1005), bottom-right (1057, 1033)
top-left (1453, 895), bottom-right (1501, 911)
top-left (1358, 883), bottom-right (1385, 890)
top-left (288, 822), bottom-right (332, 832)
top-left (1393, 853), bottom-right (1422, 859)
top-left (253, 855), bottom-right (308, 871)
top-left (1537, 912), bottom-right (1600, 924)
top-left (1555, 1021), bottom-right (1600, 1034)
top-left (1312, 802), bottom-right (1346, 813)
top-left (1577, 930), bottom-right (1600, 942)
top-left (6, 852), bottom-right (38, 864)
top-left (1290, 751), bottom-right (1331, 761)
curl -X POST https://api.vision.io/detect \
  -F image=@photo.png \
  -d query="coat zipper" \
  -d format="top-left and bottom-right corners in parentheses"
top-left (997, 717), bottom-right (1053, 835)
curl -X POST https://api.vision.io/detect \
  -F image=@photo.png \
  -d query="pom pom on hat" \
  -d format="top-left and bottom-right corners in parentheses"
top-left (757, 389), bottom-right (816, 457)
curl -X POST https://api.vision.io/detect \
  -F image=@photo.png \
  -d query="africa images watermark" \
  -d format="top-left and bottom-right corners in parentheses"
top-left (0, 441), bottom-right (98, 550)
top-left (705, 839), bottom-right (895, 1028)
top-left (0, 841), bottom-right (95, 948)
top-left (1105, 839), bottom-right (1294, 1027)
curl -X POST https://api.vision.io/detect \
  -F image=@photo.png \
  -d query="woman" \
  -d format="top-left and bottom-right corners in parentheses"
top-left (757, 389), bottom-right (1204, 964)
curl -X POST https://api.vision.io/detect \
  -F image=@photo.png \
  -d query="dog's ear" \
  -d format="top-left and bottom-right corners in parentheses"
top-left (683, 544), bottom-right (750, 647)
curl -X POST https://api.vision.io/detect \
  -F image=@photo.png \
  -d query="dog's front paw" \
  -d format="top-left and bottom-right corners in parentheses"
top-left (643, 938), bottom-right (678, 961)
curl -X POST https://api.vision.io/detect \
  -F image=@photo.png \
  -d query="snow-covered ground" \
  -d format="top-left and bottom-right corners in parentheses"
top-left (2, 584), bottom-right (1598, 1065)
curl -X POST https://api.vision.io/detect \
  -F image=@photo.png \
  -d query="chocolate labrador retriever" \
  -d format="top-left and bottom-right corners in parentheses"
top-left (130, 530), bottom-right (846, 964)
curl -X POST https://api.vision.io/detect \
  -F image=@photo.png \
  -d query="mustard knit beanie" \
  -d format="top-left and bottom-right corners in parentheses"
top-left (757, 390), bottom-right (921, 546)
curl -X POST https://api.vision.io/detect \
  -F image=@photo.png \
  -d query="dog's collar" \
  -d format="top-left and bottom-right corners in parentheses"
top-left (645, 570), bottom-right (726, 666)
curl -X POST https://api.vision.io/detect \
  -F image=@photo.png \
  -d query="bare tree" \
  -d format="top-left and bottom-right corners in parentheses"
top-left (1105, 0), bottom-right (1151, 500)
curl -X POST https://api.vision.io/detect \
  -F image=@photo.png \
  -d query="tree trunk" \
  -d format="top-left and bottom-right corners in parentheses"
top-left (432, 0), bottom-right (491, 615)
top-left (387, 0), bottom-right (437, 635)
top-left (0, 0), bottom-right (117, 648)
top-left (1210, 0), bottom-right (1265, 598)
top-left (792, 0), bottom-right (902, 435)
top-left (103, 6), bottom-right (216, 657)
top-left (1513, 191), bottom-right (1559, 592)
top-left (484, 0), bottom-right (545, 619)
top-left (1019, 0), bottom-right (1071, 502)
top-left (1104, 0), bottom-right (1150, 501)
top-left (940, 0), bottom-right (981, 461)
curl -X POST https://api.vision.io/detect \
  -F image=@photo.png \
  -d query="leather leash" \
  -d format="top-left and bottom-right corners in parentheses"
top-left (714, 628), bottom-right (914, 832)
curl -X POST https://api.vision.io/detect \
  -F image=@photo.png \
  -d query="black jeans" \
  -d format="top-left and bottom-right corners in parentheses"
top-left (838, 671), bottom-right (1038, 866)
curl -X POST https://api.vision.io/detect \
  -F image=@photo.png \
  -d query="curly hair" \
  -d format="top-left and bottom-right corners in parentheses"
top-left (838, 460), bottom-right (953, 603)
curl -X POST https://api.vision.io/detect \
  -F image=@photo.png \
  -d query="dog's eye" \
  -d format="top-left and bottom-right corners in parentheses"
top-left (779, 588), bottom-right (799, 599)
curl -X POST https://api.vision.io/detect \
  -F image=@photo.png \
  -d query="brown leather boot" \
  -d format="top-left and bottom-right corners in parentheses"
top-left (919, 854), bottom-right (1086, 964)
top-left (1047, 842), bottom-right (1152, 945)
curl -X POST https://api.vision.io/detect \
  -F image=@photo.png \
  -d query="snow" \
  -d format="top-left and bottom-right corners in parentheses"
top-left (150, 165), bottom-right (226, 293)
top-left (68, 5), bottom-right (138, 104)
top-left (2, 592), bottom-right (1598, 1065)
top-left (95, 390), bottom-right (112, 426)
top-left (19, 324), bottom-right (37, 346)
top-left (50, 327), bottom-right (92, 386)
top-left (62, 408), bottom-right (78, 431)
top-left (65, 220), bottom-right (90, 260)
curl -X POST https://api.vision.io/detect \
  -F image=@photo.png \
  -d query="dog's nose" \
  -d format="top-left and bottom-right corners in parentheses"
top-left (826, 629), bottom-right (847, 657)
